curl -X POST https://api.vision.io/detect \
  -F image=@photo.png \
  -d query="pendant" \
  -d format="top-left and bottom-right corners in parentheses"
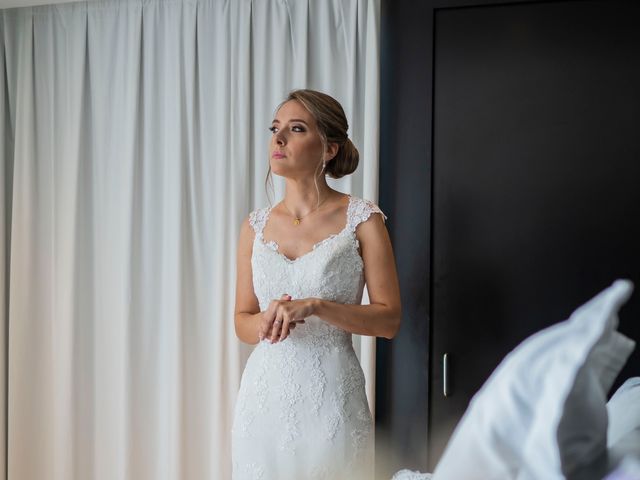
top-left (293, 218), bottom-right (301, 226)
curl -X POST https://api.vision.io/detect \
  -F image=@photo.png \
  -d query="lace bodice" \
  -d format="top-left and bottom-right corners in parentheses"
top-left (249, 195), bottom-right (386, 314)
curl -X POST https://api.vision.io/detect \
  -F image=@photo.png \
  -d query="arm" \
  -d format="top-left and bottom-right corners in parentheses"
top-left (313, 212), bottom-right (402, 339)
top-left (234, 217), bottom-right (263, 345)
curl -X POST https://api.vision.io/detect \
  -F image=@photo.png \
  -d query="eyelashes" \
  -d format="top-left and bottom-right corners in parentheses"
top-left (268, 125), bottom-right (306, 134)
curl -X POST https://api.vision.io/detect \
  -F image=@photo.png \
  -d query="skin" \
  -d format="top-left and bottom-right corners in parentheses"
top-left (234, 99), bottom-right (402, 345)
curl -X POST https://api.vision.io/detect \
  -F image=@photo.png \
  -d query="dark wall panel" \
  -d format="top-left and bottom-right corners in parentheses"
top-left (377, 0), bottom-right (640, 477)
top-left (376, 0), bottom-right (432, 478)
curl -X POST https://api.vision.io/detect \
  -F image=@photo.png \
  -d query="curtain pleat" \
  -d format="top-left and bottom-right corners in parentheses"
top-left (1, 13), bottom-right (13, 480)
top-left (0, 0), bottom-right (380, 478)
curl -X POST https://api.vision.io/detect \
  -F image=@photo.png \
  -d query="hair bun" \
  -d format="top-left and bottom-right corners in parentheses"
top-left (326, 138), bottom-right (359, 179)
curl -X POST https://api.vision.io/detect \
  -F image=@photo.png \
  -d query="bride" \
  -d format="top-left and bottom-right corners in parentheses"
top-left (231, 89), bottom-right (402, 479)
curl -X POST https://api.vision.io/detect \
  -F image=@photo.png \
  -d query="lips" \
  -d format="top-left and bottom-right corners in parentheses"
top-left (272, 152), bottom-right (286, 159)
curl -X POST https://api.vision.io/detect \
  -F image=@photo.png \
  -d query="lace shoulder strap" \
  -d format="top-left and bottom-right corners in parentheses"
top-left (248, 207), bottom-right (271, 237)
top-left (346, 196), bottom-right (387, 233)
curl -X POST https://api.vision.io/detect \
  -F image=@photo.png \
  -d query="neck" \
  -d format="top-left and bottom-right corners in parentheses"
top-left (282, 175), bottom-right (334, 216)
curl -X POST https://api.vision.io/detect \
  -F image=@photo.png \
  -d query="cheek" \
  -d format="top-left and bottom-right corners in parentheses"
top-left (299, 137), bottom-right (324, 160)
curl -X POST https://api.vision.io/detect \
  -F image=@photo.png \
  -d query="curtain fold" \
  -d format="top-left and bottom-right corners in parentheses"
top-left (0, 0), bottom-right (380, 478)
top-left (1, 14), bottom-right (13, 480)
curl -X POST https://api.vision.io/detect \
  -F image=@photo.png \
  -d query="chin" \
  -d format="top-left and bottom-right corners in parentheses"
top-left (270, 163), bottom-right (290, 178)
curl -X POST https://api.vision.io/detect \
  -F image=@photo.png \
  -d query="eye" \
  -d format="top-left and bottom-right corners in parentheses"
top-left (268, 126), bottom-right (278, 134)
top-left (291, 125), bottom-right (306, 133)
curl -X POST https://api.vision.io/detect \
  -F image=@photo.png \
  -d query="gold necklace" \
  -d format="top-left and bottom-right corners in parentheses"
top-left (281, 196), bottom-right (329, 225)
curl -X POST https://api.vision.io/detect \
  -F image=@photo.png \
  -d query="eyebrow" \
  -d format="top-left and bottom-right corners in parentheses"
top-left (271, 118), bottom-right (310, 125)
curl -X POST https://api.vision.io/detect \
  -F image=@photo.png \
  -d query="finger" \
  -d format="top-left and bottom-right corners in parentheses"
top-left (271, 311), bottom-right (283, 343)
top-left (283, 318), bottom-right (304, 339)
top-left (259, 325), bottom-right (267, 342)
top-left (259, 314), bottom-right (272, 341)
top-left (281, 322), bottom-right (294, 341)
top-left (271, 323), bottom-right (282, 343)
top-left (258, 318), bottom-right (266, 341)
top-left (260, 300), bottom-right (281, 341)
top-left (259, 312), bottom-right (271, 341)
top-left (279, 314), bottom-right (291, 342)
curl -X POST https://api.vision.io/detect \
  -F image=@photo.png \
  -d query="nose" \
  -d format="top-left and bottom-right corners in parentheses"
top-left (274, 130), bottom-right (286, 146)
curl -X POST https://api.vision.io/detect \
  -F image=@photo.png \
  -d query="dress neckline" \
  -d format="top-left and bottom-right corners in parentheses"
top-left (257, 194), bottom-right (354, 264)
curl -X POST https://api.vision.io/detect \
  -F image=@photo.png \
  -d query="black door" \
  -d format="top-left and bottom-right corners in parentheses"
top-left (428, 0), bottom-right (640, 469)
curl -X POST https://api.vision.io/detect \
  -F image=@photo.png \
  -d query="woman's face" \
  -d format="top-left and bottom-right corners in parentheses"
top-left (269, 100), bottom-right (325, 179)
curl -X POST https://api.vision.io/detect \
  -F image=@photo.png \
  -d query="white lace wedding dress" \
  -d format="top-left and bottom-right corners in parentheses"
top-left (231, 195), bottom-right (385, 480)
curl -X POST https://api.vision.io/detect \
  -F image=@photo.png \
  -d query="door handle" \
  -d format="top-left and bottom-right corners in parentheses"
top-left (443, 353), bottom-right (450, 397)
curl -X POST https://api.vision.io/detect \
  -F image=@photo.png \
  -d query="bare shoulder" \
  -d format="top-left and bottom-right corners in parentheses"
top-left (238, 215), bottom-right (256, 251)
top-left (355, 210), bottom-right (389, 246)
top-left (240, 215), bottom-right (254, 237)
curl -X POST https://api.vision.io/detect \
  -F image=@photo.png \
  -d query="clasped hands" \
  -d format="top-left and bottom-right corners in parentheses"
top-left (259, 294), bottom-right (316, 343)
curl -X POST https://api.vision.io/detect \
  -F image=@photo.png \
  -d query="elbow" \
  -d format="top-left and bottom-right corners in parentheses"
top-left (233, 316), bottom-right (242, 341)
top-left (384, 321), bottom-right (401, 339)
top-left (382, 308), bottom-right (402, 339)
top-left (236, 330), bottom-right (259, 346)
top-left (234, 315), bottom-right (259, 345)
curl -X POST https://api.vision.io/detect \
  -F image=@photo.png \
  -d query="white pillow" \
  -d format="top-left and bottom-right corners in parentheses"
top-left (604, 456), bottom-right (640, 480)
top-left (432, 279), bottom-right (636, 480)
top-left (606, 379), bottom-right (640, 475)
top-left (608, 378), bottom-right (640, 447)
top-left (391, 470), bottom-right (432, 480)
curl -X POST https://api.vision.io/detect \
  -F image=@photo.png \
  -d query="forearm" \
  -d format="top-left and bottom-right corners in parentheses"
top-left (235, 311), bottom-right (263, 345)
top-left (313, 299), bottom-right (401, 339)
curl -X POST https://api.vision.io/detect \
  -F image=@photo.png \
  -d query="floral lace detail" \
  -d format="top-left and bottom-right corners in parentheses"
top-left (308, 350), bottom-right (327, 416)
top-left (310, 465), bottom-right (331, 480)
top-left (274, 344), bottom-right (305, 452)
top-left (249, 195), bottom-right (386, 264)
top-left (231, 349), bottom-right (270, 439)
top-left (232, 195), bottom-right (382, 479)
top-left (351, 407), bottom-right (373, 461)
top-left (248, 207), bottom-right (270, 237)
top-left (233, 461), bottom-right (266, 479)
top-left (346, 196), bottom-right (387, 233)
top-left (325, 360), bottom-right (367, 441)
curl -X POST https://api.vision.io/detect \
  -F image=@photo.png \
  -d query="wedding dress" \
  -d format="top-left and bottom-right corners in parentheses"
top-left (231, 195), bottom-right (385, 480)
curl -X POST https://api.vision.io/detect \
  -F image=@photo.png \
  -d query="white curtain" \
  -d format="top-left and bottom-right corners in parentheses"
top-left (0, 0), bottom-right (380, 478)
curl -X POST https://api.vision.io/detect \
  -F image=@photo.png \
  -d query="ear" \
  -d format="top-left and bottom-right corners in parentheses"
top-left (324, 143), bottom-right (339, 161)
